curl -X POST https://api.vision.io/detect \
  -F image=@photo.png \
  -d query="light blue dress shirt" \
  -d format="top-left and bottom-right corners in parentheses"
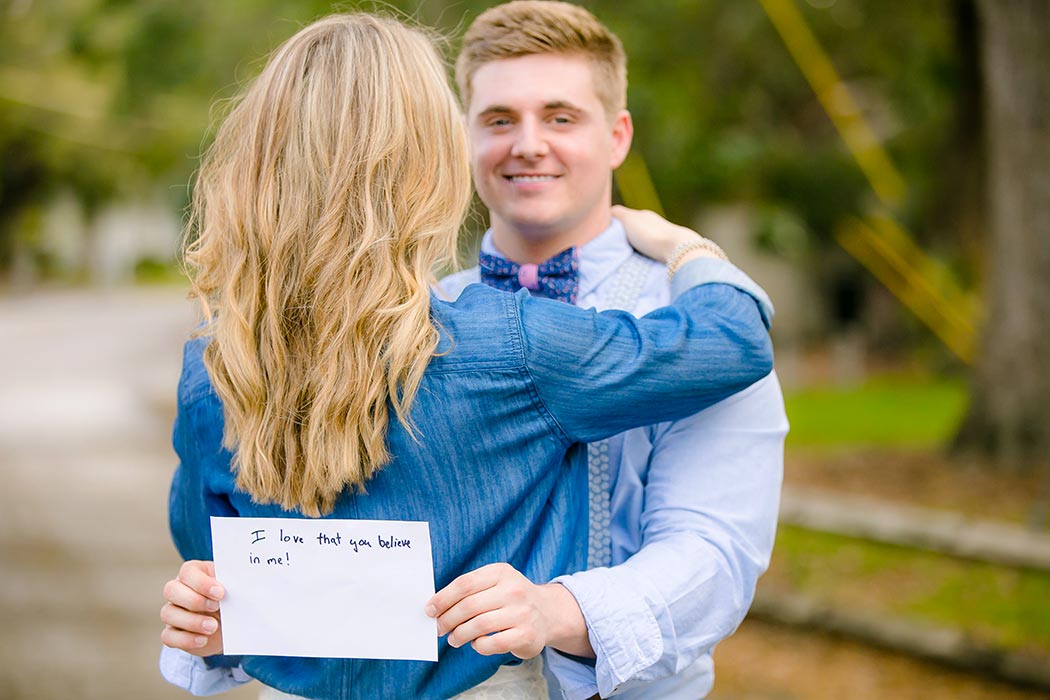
top-left (441, 220), bottom-right (787, 700)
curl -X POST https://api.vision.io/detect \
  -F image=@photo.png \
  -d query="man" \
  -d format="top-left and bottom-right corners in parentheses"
top-left (426, 5), bottom-right (785, 698)
top-left (161, 3), bottom-right (787, 698)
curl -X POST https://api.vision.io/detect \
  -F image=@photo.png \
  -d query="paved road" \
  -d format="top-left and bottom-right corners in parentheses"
top-left (0, 286), bottom-right (254, 700)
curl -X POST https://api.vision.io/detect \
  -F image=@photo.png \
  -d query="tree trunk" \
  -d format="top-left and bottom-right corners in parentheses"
top-left (953, 0), bottom-right (1050, 466)
top-left (933, 0), bottom-right (985, 262)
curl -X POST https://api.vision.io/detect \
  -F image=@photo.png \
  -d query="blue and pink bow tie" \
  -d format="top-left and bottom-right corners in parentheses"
top-left (479, 247), bottom-right (580, 304)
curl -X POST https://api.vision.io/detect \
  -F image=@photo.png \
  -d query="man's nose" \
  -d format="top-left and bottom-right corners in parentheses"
top-left (510, 118), bottom-right (549, 159)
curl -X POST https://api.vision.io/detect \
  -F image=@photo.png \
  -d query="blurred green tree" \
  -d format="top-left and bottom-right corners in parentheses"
top-left (0, 0), bottom-right (971, 282)
top-left (8, 0), bottom-right (1045, 466)
top-left (0, 0), bottom-right (363, 274)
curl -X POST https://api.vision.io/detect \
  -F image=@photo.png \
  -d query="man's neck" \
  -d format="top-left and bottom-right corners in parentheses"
top-left (489, 214), bottom-right (611, 264)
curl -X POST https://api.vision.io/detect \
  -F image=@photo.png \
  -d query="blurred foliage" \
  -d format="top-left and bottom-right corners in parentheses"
top-left (0, 0), bottom-right (969, 278)
top-left (784, 376), bottom-right (968, 448)
top-left (132, 255), bottom-right (185, 284)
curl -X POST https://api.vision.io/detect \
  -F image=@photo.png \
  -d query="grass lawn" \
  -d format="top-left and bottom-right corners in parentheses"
top-left (784, 375), bottom-right (968, 448)
top-left (767, 525), bottom-right (1050, 656)
top-left (773, 374), bottom-right (1050, 658)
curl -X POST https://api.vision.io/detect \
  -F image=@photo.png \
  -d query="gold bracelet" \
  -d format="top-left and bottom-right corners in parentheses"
top-left (666, 237), bottom-right (729, 279)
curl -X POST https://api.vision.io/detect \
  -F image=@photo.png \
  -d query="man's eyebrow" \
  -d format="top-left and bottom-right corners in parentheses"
top-left (475, 101), bottom-right (585, 117)
top-left (543, 100), bottom-right (583, 112)
top-left (476, 105), bottom-right (514, 118)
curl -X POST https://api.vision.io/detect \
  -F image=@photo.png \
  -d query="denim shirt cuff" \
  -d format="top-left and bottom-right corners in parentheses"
top-left (670, 258), bottom-right (775, 328)
top-left (551, 570), bottom-right (663, 697)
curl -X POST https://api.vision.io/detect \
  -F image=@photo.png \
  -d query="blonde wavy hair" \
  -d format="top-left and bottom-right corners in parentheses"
top-left (184, 13), bottom-right (472, 516)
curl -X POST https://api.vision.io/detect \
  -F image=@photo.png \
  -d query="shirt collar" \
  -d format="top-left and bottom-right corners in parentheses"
top-left (479, 218), bottom-right (633, 299)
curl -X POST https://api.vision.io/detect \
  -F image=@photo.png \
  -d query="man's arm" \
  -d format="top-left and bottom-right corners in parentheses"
top-left (426, 374), bottom-right (786, 697)
top-left (539, 207), bottom-right (786, 696)
top-left (428, 208), bottom-right (783, 694)
top-left (547, 371), bottom-right (787, 698)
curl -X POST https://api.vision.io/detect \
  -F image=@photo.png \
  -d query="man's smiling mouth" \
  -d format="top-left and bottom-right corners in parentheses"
top-left (506, 175), bottom-right (559, 183)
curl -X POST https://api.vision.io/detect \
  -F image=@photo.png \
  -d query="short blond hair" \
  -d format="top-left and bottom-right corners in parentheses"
top-left (456, 1), bottom-right (627, 116)
top-left (185, 14), bottom-right (471, 516)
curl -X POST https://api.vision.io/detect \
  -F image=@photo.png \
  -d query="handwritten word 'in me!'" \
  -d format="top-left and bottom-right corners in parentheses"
top-left (249, 552), bottom-right (291, 566)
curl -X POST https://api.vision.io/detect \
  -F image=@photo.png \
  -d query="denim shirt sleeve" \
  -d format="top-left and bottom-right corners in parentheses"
top-left (168, 340), bottom-right (245, 672)
top-left (169, 384), bottom-right (240, 565)
top-left (517, 258), bottom-right (773, 444)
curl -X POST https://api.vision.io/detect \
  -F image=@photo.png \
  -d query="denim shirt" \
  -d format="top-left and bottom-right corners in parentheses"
top-left (168, 259), bottom-right (773, 700)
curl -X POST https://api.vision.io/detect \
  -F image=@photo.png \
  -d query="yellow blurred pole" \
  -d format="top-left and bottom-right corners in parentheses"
top-left (866, 211), bottom-right (980, 330)
top-left (760, 0), bottom-right (978, 362)
top-left (837, 217), bottom-right (976, 363)
top-left (759, 0), bottom-right (906, 209)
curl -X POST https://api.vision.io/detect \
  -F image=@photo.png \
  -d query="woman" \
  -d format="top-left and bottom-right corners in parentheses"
top-left (166, 12), bottom-right (772, 700)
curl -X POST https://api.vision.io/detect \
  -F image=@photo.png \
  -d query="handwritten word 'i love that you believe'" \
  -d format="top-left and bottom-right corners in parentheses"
top-left (246, 528), bottom-right (412, 565)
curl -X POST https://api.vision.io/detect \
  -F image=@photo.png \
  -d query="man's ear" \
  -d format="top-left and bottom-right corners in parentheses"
top-left (609, 110), bottom-right (634, 169)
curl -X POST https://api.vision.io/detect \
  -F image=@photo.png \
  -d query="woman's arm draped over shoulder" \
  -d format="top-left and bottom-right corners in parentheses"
top-left (519, 257), bottom-right (773, 445)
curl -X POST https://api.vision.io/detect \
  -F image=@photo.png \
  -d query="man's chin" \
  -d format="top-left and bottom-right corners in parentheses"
top-left (503, 217), bottom-right (567, 239)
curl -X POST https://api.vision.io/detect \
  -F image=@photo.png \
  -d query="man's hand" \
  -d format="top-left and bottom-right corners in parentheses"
top-left (425, 563), bottom-right (594, 659)
top-left (160, 560), bottom-right (225, 657)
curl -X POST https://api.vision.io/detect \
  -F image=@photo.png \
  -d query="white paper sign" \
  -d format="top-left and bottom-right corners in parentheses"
top-left (210, 516), bottom-right (436, 661)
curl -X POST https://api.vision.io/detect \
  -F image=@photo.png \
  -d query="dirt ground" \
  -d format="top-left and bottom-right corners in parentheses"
top-left (713, 618), bottom-right (1050, 700)
top-left (2, 286), bottom-right (1046, 700)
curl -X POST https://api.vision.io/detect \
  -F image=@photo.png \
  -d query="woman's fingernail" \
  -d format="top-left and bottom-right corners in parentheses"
top-left (202, 618), bottom-right (218, 633)
top-left (423, 605), bottom-right (436, 617)
top-left (195, 636), bottom-right (208, 647)
top-left (205, 599), bottom-right (219, 612)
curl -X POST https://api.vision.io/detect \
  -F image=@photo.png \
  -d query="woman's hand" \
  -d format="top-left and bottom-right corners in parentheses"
top-left (425, 563), bottom-right (593, 659)
top-left (612, 205), bottom-right (719, 266)
top-left (160, 560), bottom-right (225, 657)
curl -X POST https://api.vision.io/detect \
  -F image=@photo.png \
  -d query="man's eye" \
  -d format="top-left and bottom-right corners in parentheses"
top-left (488, 118), bottom-right (512, 127)
top-left (551, 115), bottom-right (574, 125)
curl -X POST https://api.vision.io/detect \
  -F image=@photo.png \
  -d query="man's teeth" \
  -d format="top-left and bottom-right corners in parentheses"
top-left (509, 175), bottom-right (556, 183)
